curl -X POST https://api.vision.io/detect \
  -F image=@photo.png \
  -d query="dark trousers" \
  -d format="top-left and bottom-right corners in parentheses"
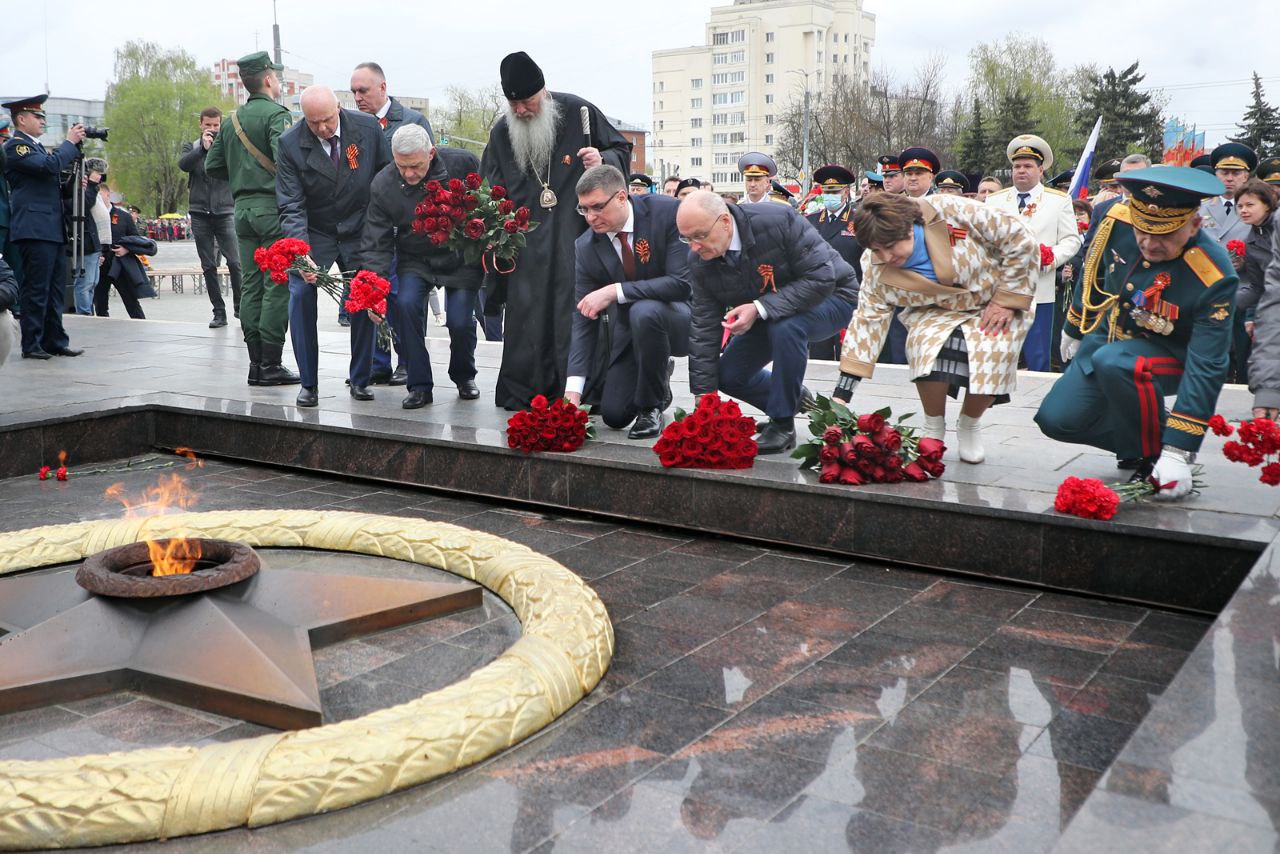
top-left (15, 239), bottom-right (69, 355)
top-left (1022, 301), bottom-right (1053, 372)
top-left (476, 287), bottom-right (504, 342)
top-left (1035, 337), bottom-right (1184, 461)
top-left (719, 294), bottom-right (854, 419)
top-left (93, 270), bottom-right (147, 319)
top-left (287, 239), bottom-right (373, 389)
top-left (598, 299), bottom-right (691, 428)
top-left (877, 308), bottom-right (909, 364)
top-left (191, 212), bottom-right (241, 315)
top-left (395, 273), bottom-right (479, 393)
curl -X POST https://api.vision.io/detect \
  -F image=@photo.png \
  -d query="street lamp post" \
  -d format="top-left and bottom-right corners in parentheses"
top-left (789, 69), bottom-right (814, 197)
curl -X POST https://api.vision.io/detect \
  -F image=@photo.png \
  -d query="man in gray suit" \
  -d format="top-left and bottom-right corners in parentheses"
top-left (1201, 142), bottom-right (1257, 381)
top-left (275, 85), bottom-right (391, 408)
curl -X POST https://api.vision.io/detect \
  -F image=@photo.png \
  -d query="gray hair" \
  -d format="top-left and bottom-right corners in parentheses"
top-left (391, 123), bottom-right (433, 156)
top-left (1121, 153), bottom-right (1152, 168)
top-left (575, 164), bottom-right (626, 197)
top-left (85, 157), bottom-right (108, 174)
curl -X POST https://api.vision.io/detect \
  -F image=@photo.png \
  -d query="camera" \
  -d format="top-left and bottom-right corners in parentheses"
top-left (83, 126), bottom-right (109, 141)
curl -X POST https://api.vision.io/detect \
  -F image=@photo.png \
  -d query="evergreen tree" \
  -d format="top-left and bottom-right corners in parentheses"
top-left (1231, 72), bottom-right (1280, 158)
top-left (990, 86), bottom-right (1037, 157)
top-left (1075, 62), bottom-right (1164, 163)
top-left (956, 96), bottom-right (991, 174)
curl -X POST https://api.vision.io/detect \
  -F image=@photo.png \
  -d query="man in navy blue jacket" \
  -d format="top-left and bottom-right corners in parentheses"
top-left (568, 165), bottom-right (691, 439)
top-left (679, 190), bottom-right (859, 452)
top-left (276, 86), bottom-right (391, 408)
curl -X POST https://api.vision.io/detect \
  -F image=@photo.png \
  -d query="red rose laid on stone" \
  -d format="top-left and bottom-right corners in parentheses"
top-left (653, 393), bottom-right (757, 469)
top-left (794, 397), bottom-right (944, 486)
top-left (506, 395), bottom-right (594, 453)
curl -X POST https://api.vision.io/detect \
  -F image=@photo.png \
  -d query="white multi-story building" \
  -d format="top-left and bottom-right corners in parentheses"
top-left (651, 0), bottom-right (875, 193)
top-left (210, 58), bottom-right (314, 112)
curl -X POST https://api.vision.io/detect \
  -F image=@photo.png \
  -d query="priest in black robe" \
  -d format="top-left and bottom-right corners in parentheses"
top-left (481, 51), bottom-right (631, 409)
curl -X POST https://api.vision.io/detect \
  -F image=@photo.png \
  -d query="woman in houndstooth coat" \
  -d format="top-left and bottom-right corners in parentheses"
top-left (833, 193), bottom-right (1038, 463)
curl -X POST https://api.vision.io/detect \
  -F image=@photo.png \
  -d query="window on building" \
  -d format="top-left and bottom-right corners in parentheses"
top-left (691, 137), bottom-right (703, 147)
top-left (713, 113), bottom-right (728, 125)
top-left (712, 93), bottom-right (728, 106)
top-left (765, 134), bottom-right (774, 145)
top-left (832, 32), bottom-right (838, 42)
top-left (691, 78), bottom-right (702, 89)
top-left (766, 32), bottom-right (775, 42)
top-left (731, 50), bottom-right (744, 63)
top-left (765, 94), bottom-right (773, 104)
top-left (690, 98), bottom-right (702, 108)
top-left (657, 120), bottom-right (664, 130)
top-left (765, 114), bottom-right (775, 124)
top-left (713, 133), bottom-right (729, 144)
top-left (765, 53), bottom-right (774, 63)
top-left (845, 33), bottom-right (850, 42)
top-left (712, 71), bottom-right (745, 86)
top-left (711, 29), bottom-right (745, 45)
top-left (659, 101), bottom-right (664, 110)
top-left (691, 157), bottom-right (703, 166)
top-left (691, 117), bottom-right (702, 128)
top-left (765, 73), bottom-right (774, 83)
top-left (832, 53), bottom-right (837, 63)
top-left (817, 51), bottom-right (823, 63)
top-left (713, 53), bottom-right (728, 66)
top-left (730, 132), bottom-right (745, 144)
top-left (730, 112), bottom-right (745, 125)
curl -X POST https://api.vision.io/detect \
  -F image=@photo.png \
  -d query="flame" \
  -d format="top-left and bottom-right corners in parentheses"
top-left (104, 470), bottom-right (202, 576)
top-left (174, 447), bottom-right (204, 469)
top-left (57, 450), bottom-right (67, 467)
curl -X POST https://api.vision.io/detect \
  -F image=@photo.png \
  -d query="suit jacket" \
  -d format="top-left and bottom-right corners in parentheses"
top-left (2, 131), bottom-right (78, 243)
top-left (840, 195), bottom-right (1038, 396)
top-left (688, 201), bottom-right (859, 394)
top-left (985, 184), bottom-right (1080, 303)
top-left (1201, 197), bottom-right (1251, 246)
top-left (276, 109), bottom-right (391, 254)
top-left (379, 97), bottom-right (434, 147)
top-left (568, 194), bottom-right (690, 387)
top-left (805, 203), bottom-right (863, 282)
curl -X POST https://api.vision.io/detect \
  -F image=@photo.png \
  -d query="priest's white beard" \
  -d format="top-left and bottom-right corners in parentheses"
top-left (505, 93), bottom-right (563, 177)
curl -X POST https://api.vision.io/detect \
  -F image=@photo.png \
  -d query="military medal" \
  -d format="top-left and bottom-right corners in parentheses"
top-left (1130, 271), bottom-right (1177, 335)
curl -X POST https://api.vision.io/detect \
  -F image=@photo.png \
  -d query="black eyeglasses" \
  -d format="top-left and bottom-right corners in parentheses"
top-left (575, 191), bottom-right (624, 217)
top-left (679, 215), bottom-right (726, 245)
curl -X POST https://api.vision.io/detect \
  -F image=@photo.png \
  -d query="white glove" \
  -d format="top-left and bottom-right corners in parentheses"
top-left (1060, 332), bottom-right (1080, 362)
top-left (1150, 448), bottom-right (1194, 501)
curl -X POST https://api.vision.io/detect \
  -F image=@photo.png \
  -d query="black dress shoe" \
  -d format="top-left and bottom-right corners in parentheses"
top-left (349, 385), bottom-right (374, 401)
top-left (337, 316), bottom-right (351, 327)
top-left (628, 407), bottom-right (664, 440)
top-left (50, 347), bottom-right (84, 357)
top-left (389, 365), bottom-right (408, 386)
top-left (457, 379), bottom-right (480, 400)
top-left (209, 313), bottom-right (227, 329)
top-left (402, 390), bottom-right (432, 409)
top-left (22, 350), bottom-right (52, 360)
top-left (756, 419), bottom-right (797, 454)
top-left (258, 363), bottom-right (301, 385)
top-left (248, 363), bottom-right (262, 386)
top-left (296, 387), bottom-right (318, 408)
top-left (1116, 457), bottom-right (1140, 470)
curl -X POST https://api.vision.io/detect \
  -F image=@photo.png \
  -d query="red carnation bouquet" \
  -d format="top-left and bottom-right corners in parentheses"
top-left (254, 239), bottom-right (395, 349)
top-left (1055, 454), bottom-right (1210, 519)
top-left (506, 395), bottom-right (594, 453)
top-left (793, 396), bottom-right (944, 485)
top-left (410, 173), bottom-right (537, 273)
top-left (653, 393), bottom-right (757, 469)
top-left (1213, 414), bottom-right (1280, 485)
top-left (1039, 244), bottom-right (1055, 268)
top-left (1226, 239), bottom-right (1246, 258)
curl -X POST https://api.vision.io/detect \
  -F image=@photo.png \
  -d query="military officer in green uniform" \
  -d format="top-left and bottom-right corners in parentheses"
top-left (1036, 166), bottom-right (1238, 500)
top-left (205, 51), bottom-right (299, 386)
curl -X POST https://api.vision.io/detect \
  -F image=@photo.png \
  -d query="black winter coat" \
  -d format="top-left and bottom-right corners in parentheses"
top-left (686, 202), bottom-right (859, 394)
top-left (360, 147), bottom-right (484, 290)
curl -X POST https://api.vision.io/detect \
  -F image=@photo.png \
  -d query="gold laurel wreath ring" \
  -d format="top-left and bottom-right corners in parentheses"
top-left (0, 510), bottom-right (614, 850)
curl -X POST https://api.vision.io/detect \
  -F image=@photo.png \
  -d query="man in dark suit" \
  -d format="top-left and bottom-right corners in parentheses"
top-left (567, 165), bottom-right (691, 439)
top-left (679, 190), bottom-right (859, 453)
top-left (276, 86), bottom-right (391, 408)
top-left (1, 95), bottom-right (85, 360)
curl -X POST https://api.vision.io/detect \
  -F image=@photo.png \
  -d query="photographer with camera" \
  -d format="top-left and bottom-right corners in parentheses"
top-left (1, 95), bottom-right (85, 359)
top-left (180, 107), bottom-right (240, 328)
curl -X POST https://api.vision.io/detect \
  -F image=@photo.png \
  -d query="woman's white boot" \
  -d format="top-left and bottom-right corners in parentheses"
top-left (956, 414), bottom-right (985, 464)
top-left (922, 415), bottom-right (946, 443)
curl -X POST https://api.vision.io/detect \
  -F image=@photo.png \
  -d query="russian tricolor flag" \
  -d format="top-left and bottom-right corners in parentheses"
top-left (1068, 117), bottom-right (1103, 200)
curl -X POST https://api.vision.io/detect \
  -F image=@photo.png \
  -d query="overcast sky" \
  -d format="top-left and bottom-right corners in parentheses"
top-left (5, 0), bottom-right (1272, 148)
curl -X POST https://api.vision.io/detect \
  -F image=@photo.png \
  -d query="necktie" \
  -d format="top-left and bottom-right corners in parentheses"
top-left (1017, 192), bottom-right (1030, 212)
top-left (328, 138), bottom-right (340, 166)
top-left (1225, 201), bottom-right (1234, 216)
top-left (617, 232), bottom-right (637, 281)
top-left (378, 117), bottom-right (388, 129)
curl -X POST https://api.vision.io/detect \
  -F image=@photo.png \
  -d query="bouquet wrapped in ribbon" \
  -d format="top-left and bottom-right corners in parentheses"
top-left (653, 393), bottom-right (757, 469)
top-left (254, 238), bottom-right (394, 349)
top-left (794, 396), bottom-right (945, 485)
top-left (411, 173), bottom-right (537, 273)
top-left (506, 395), bottom-right (594, 453)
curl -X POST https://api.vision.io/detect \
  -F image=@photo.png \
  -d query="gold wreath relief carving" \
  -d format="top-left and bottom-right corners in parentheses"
top-left (0, 510), bottom-right (613, 849)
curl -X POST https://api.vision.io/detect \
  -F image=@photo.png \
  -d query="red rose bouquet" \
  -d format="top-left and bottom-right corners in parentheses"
top-left (1226, 240), bottom-right (1246, 258)
top-left (410, 173), bottom-right (537, 273)
top-left (254, 239), bottom-right (396, 348)
top-left (652, 393), bottom-right (757, 469)
top-left (793, 396), bottom-right (944, 485)
top-left (1213, 414), bottom-right (1280, 485)
top-left (506, 395), bottom-right (594, 453)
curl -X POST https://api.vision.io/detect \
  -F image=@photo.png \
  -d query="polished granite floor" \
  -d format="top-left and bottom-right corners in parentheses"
top-left (0, 460), bottom-right (1214, 852)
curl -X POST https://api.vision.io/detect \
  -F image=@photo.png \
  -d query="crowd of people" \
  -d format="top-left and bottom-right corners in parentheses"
top-left (2, 49), bottom-right (1278, 502)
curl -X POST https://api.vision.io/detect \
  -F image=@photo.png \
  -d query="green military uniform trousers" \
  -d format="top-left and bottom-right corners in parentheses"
top-left (1035, 335), bottom-right (1185, 461)
top-left (233, 196), bottom-right (289, 349)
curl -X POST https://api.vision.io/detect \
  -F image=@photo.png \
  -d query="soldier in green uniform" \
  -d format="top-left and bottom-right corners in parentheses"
top-left (1036, 166), bottom-right (1238, 500)
top-left (205, 51), bottom-right (299, 386)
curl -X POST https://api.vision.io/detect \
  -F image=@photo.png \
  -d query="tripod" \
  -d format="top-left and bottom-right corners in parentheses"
top-left (68, 154), bottom-right (87, 281)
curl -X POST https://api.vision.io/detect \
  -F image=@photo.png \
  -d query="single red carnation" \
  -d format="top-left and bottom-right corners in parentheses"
top-left (55, 466), bottom-right (68, 481)
top-left (1226, 239), bottom-right (1246, 258)
top-left (1039, 244), bottom-right (1055, 267)
top-left (38, 465), bottom-right (51, 480)
top-left (1262, 462), bottom-right (1280, 486)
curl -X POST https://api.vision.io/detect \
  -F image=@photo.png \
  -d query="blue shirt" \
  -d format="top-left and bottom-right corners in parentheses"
top-left (903, 224), bottom-right (938, 282)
